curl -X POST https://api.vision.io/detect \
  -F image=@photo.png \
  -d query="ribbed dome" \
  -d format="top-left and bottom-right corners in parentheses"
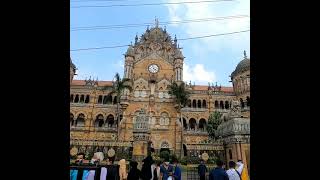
top-left (231, 51), bottom-right (250, 77)
top-left (125, 45), bottom-right (135, 57)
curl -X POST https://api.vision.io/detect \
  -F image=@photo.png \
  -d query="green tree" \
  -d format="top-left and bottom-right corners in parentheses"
top-left (168, 82), bottom-right (190, 159)
top-left (106, 73), bottom-right (132, 141)
top-left (207, 111), bottom-right (223, 140)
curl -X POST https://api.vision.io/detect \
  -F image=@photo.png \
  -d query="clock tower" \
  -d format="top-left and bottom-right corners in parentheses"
top-left (120, 21), bottom-right (185, 158)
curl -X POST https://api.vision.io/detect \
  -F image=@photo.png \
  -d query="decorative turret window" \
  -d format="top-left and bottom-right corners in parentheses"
top-left (160, 112), bottom-right (169, 125)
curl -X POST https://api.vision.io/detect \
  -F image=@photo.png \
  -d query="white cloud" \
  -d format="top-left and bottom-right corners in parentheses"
top-left (165, 0), bottom-right (250, 54)
top-left (183, 63), bottom-right (216, 84)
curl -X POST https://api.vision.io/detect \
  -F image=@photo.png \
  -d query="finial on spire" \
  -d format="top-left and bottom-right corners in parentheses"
top-left (244, 50), bottom-right (247, 58)
top-left (147, 25), bottom-right (150, 32)
top-left (164, 26), bottom-right (166, 32)
top-left (155, 17), bottom-right (159, 28)
top-left (135, 34), bottom-right (138, 45)
top-left (130, 41), bottom-right (132, 46)
top-left (174, 35), bottom-right (177, 47)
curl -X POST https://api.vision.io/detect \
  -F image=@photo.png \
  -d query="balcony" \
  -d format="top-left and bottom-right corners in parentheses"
top-left (183, 128), bottom-right (208, 135)
top-left (93, 126), bottom-right (117, 132)
top-left (70, 126), bottom-right (86, 131)
top-left (181, 108), bottom-right (207, 112)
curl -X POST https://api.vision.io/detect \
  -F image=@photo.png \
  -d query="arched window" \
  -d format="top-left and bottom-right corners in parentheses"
top-left (74, 94), bottom-right (79, 103)
top-left (182, 118), bottom-right (187, 130)
top-left (183, 144), bottom-right (187, 156)
top-left (160, 112), bottom-right (169, 125)
top-left (95, 114), bottom-right (104, 127)
top-left (240, 98), bottom-right (245, 108)
top-left (220, 101), bottom-right (224, 109)
top-left (225, 101), bottom-right (229, 109)
top-left (202, 100), bottom-right (207, 108)
top-left (246, 96), bottom-right (250, 107)
top-left (189, 118), bottom-right (196, 130)
top-left (161, 141), bottom-right (170, 149)
top-left (106, 114), bottom-right (115, 127)
top-left (98, 95), bottom-right (103, 104)
top-left (113, 96), bottom-right (117, 104)
top-left (229, 149), bottom-right (233, 159)
top-left (215, 101), bottom-right (219, 109)
top-left (70, 113), bottom-right (75, 126)
top-left (192, 100), bottom-right (196, 108)
top-left (107, 95), bottom-right (113, 104)
top-left (70, 94), bottom-right (74, 103)
top-left (80, 95), bottom-right (85, 103)
top-left (85, 95), bottom-right (90, 103)
top-left (197, 100), bottom-right (202, 108)
top-left (199, 118), bottom-right (207, 131)
top-left (76, 113), bottom-right (85, 127)
top-left (187, 99), bottom-right (191, 108)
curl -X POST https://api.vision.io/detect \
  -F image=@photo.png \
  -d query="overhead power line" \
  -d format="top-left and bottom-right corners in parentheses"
top-left (71, 45), bottom-right (129, 51)
top-left (71, 0), bottom-right (145, 2)
top-left (71, 0), bottom-right (140, 2)
top-left (178, 29), bottom-right (249, 40)
top-left (71, 0), bottom-right (235, 8)
top-left (70, 29), bottom-right (249, 52)
top-left (71, 15), bottom-right (249, 31)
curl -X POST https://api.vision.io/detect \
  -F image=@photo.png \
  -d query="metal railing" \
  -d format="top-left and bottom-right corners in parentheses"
top-left (186, 166), bottom-right (215, 180)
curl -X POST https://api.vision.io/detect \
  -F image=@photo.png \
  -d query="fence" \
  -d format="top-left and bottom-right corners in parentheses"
top-left (186, 165), bottom-right (216, 180)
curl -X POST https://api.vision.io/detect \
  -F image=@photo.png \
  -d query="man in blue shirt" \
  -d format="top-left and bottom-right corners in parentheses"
top-left (209, 159), bottom-right (229, 180)
top-left (172, 157), bottom-right (181, 180)
top-left (160, 159), bottom-right (173, 180)
top-left (198, 159), bottom-right (208, 180)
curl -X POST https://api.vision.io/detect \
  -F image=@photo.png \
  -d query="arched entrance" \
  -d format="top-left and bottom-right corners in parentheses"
top-left (183, 144), bottom-right (187, 156)
top-left (160, 141), bottom-right (170, 159)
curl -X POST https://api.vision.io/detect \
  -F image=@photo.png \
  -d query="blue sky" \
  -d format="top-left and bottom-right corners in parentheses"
top-left (70, 0), bottom-right (250, 86)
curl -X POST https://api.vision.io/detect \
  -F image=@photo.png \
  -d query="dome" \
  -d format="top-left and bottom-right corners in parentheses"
top-left (231, 51), bottom-right (250, 77)
top-left (174, 49), bottom-right (184, 59)
top-left (70, 57), bottom-right (76, 71)
top-left (125, 45), bottom-right (135, 57)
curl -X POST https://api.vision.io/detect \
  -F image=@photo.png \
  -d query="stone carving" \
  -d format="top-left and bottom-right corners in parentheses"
top-left (230, 100), bottom-right (241, 117)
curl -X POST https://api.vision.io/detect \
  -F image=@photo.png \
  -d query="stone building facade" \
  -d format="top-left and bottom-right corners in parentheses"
top-left (70, 24), bottom-right (250, 169)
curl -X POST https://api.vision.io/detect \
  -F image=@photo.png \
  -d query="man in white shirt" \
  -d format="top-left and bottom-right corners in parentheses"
top-left (226, 161), bottom-right (243, 180)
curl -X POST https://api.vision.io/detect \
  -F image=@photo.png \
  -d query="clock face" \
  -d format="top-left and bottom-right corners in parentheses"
top-left (148, 64), bottom-right (159, 73)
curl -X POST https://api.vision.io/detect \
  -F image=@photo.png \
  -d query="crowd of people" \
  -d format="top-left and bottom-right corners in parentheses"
top-left (206, 159), bottom-right (249, 180)
top-left (71, 152), bottom-right (249, 180)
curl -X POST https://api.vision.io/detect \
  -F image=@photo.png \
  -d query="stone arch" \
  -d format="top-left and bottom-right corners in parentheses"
top-left (75, 111), bottom-right (88, 118)
top-left (225, 101), bottom-right (229, 109)
top-left (199, 118), bottom-right (207, 131)
top-left (75, 113), bottom-right (85, 127)
top-left (97, 95), bottom-right (103, 104)
top-left (160, 141), bottom-right (170, 149)
top-left (80, 95), bottom-right (85, 103)
top-left (202, 100), bottom-right (207, 108)
top-left (93, 111), bottom-right (106, 119)
top-left (182, 117), bottom-right (187, 130)
top-left (74, 94), bottom-right (79, 103)
top-left (95, 114), bottom-right (104, 127)
top-left (106, 114), bottom-right (115, 127)
top-left (70, 94), bottom-right (74, 103)
top-left (157, 78), bottom-right (171, 91)
top-left (70, 113), bottom-right (75, 126)
top-left (214, 100), bottom-right (219, 109)
top-left (85, 95), bottom-right (90, 103)
top-left (189, 118), bottom-right (197, 130)
top-left (192, 100), bottom-right (197, 108)
top-left (220, 101), bottom-right (224, 109)
top-left (197, 100), bottom-right (202, 108)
